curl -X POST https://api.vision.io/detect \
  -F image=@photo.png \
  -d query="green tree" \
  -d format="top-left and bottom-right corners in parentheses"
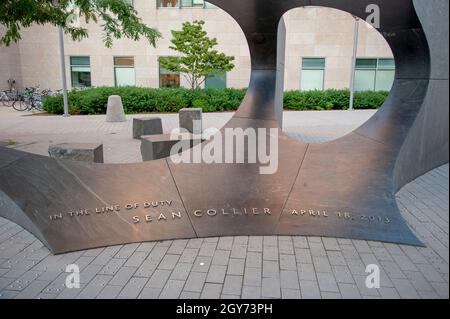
top-left (159, 20), bottom-right (235, 89)
top-left (0, 0), bottom-right (161, 48)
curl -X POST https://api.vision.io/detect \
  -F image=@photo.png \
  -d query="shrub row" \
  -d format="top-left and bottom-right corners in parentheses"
top-left (43, 87), bottom-right (389, 115)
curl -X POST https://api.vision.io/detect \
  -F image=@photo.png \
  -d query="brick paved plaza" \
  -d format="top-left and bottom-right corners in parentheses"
top-left (0, 108), bottom-right (448, 299)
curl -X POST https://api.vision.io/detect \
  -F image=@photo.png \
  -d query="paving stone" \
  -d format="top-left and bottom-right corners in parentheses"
top-left (312, 256), bottom-right (332, 273)
top-left (96, 285), bottom-right (123, 299)
top-left (378, 287), bottom-right (400, 299)
top-left (243, 267), bottom-right (262, 287)
top-left (227, 258), bottom-right (245, 276)
top-left (99, 258), bottom-right (126, 275)
top-left (146, 269), bottom-right (171, 289)
top-left (263, 245), bottom-right (279, 261)
top-left (170, 263), bottom-right (193, 281)
top-left (179, 248), bottom-right (199, 264)
top-left (199, 242), bottom-right (217, 257)
top-left (206, 265), bottom-right (227, 284)
top-left (391, 278), bottom-right (420, 299)
top-left (217, 237), bottom-right (234, 251)
top-left (280, 270), bottom-right (300, 290)
top-left (184, 272), bottom-right (207, 292)
top-left (222, 275), bottom-right (243, 296)
top-left (115, 244), bottom-right (140, 259)
top-left (200, 283), bottom-right (222, 299)
top-left (13, 280), bottom-right (50, 299)
top-left (230, 244), bottom-right (247, 259)
top-left (297, 263), bottom-right (316, 281)
top-left (281, 288), bottom-right (301, 299)
top-left (321, 292), bottom-right (341, 299)
top-left (77, 275), bottom-right (112, 299)
top-left (332, 265), bottom-right (354, 284)
top-left (159, 280), bottom-right (185, 299)
top-left (134, 260), bottom-right (158, 277)
top-left (294, 248), bottom-right (312, 264)
top-left (339, 283), bottom-right (362, 299)
top-left (261, 277), bottom-right (280, 298)
top-left (118, 277), bottom-right (148, 298)
top-left (299, 280), bottom-right (321, 299)
top-left (278, 239), bottom-right (294, 255)
top-left (322, 238), bottom-right (340, 251)
top-left (211, 250), bottom-right (230, 266)
top-left (109, 266), bottom-right (137, 286)
top-left (191, 256), bottom-right (212, 273)
top-left (293, 237), bottom-right (309, 249)
top-left (180, 291), bottom-right (200, 299)
top-left (123, 251), bottom-right (148, 269)
top-left (158, 254), bottom-right (180, 270)
top-left (280, 254), bottom-right (297, 270)
top-left (167, 240), bottom-right (188, 255)
top-left (138, 287), bottom-right (161, 299)
top-left (246, 251), bottom-right (262, 268)
top-left (263, 260), bottom-right (280, 279)
top-left (248, 237), bottom-right (263, 252)
top-left (317, 272), bottom-right (339, 293)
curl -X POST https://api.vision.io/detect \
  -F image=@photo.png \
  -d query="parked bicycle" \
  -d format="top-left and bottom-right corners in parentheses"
top-left (0, 89), bottom-right (20, 107)
top-left (12, 87), bottom-right (44, 112)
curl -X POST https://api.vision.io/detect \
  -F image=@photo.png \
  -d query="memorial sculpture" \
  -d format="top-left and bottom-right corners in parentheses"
top-left (0, 0), bottom-right (448, 253)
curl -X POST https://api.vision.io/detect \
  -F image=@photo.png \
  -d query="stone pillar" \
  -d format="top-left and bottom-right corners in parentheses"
top-left (106, 95), bottom-right (126, 122)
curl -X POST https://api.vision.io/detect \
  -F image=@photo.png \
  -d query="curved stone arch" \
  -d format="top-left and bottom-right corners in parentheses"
top-left (0, 0), bottom-right (447, 253)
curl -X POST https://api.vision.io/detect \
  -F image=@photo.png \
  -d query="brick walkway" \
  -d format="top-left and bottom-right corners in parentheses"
top-left (0, 107), bottom-right (448, 299)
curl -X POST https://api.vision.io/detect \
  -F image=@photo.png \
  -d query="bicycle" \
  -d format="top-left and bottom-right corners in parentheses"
top-left (12, 87), bottom-right (44, 112)
top-left (0, 89), bottom-right (19, 107)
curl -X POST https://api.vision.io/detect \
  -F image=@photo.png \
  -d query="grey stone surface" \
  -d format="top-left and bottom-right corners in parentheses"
top-left (106, 95), bottom-right (126, 123)
top-left (132, 117), bottom-right (163, 139)
top-left (48, 143), bottom-right (103, 163)
top-left (140, 133), bottom-right (202, 161)
top-left (179, 108), bottom-right (202, 134)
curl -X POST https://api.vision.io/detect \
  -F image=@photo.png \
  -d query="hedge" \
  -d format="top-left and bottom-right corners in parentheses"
top-left (43, 87), bottom-right (389, 115)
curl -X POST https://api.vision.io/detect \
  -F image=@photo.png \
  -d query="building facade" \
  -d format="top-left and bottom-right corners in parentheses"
top-left (0, 1), bottom-right (394, 92)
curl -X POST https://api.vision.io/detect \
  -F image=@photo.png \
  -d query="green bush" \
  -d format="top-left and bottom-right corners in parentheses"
top-left (43, 87), bottom-right (389, 115)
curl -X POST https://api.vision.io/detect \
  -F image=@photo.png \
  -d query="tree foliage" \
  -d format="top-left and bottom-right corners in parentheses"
top-left (159, 20), bottom-right (235, 89)
top-left (0, 0), bottom-right (161, 48)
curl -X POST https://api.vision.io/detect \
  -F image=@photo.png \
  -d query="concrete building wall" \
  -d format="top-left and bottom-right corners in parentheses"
top-left (0, 27), bottom-right (22, 91)
top-left (0, 2), bottom-right (393, 91)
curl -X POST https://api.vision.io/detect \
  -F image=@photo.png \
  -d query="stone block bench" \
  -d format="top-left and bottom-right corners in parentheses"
top-left (133, 117), bottom-right (163, 139)
top-left (48, 143), bottom-right (104, 163)
top-left (141, 134), bottom-right (202, 161)
top-left (179, 108), bottom-right (202, 134)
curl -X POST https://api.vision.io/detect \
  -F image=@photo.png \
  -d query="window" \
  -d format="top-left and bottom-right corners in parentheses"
top-left (70, 56), bottom-right (91, 88)
top-left (157, 0), bottom-right (180, 7)
top-left (354, 58), bottom-right (395, 91)
top-left (205, 72), bottom-right (227, 88)
top-left (159, 61), bottom-right (180, 88)
top-left (300, 58), bottom-right (325, 91)
top-left (114, 57), bottom-right (135, 87)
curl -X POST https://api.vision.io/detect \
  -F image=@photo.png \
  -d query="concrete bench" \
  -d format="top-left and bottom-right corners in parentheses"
top-left (133, 117), bottom-right (163, 139)
top-left (48, 143), bottom-right (104, 163)
top-left (179, 108), bottom-right (202, 134)
top-left (141, 134), bottom-right (202, 161)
